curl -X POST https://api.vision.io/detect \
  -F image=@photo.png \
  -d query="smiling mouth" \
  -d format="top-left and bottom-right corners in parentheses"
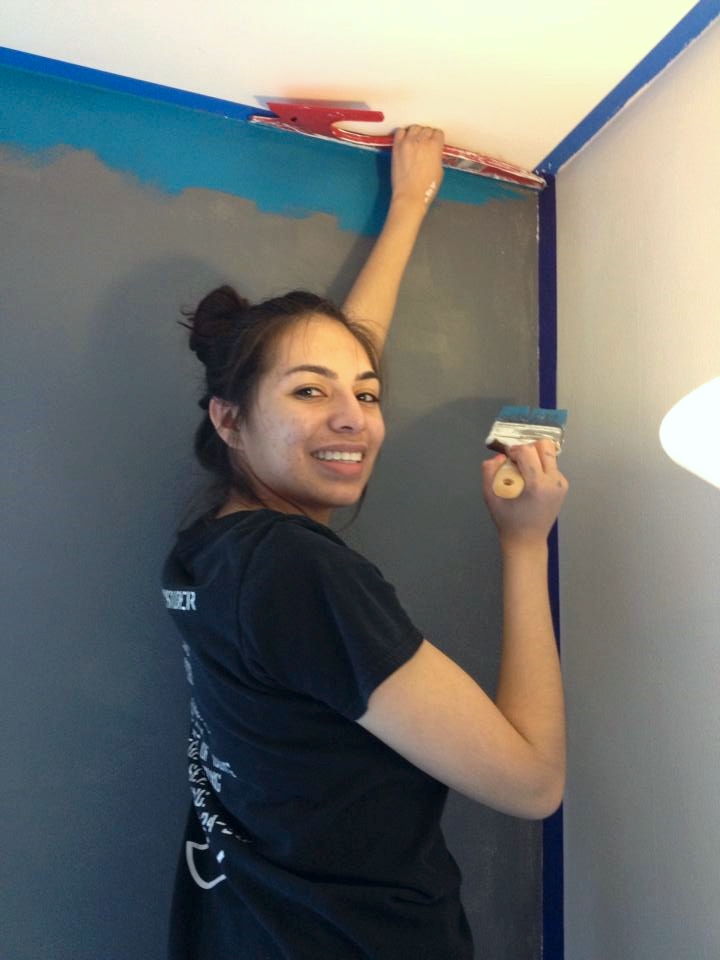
top-left (312, 451), bottom-right (364, 463)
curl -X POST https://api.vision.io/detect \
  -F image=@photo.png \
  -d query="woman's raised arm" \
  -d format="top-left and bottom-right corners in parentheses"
top-left (342, 125), bottom-right (444, 353)
top-left (358, 441), bottom-right (568, 820)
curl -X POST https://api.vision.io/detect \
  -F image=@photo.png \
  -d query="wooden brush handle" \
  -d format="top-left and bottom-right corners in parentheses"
top-left (492, 460), bottom-right (525, 499)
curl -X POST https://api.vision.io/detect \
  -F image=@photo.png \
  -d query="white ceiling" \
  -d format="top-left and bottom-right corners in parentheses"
top-left (1, 1), bottom-right (709, 171)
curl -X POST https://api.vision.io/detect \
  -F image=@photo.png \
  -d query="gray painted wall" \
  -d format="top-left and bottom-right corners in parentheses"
top-left (1, 100), bottom-right (539, 957)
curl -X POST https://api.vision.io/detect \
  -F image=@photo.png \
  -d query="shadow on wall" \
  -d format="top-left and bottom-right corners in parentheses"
top-left (348, 396), bottom-right (505, 673)
top-left (343, 396), bottom-right (543, 959)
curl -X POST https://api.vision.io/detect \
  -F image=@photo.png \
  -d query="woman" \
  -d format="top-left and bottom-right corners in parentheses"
top-left (163, 127), bottom-right (567, 959)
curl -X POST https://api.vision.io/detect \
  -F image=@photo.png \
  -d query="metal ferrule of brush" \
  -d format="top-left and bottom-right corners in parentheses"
top-left (485, 422), bottom-right (565, 454)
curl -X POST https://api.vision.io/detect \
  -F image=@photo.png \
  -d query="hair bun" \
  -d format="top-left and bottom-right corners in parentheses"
top-left (186, 285), bottom-right (249, 366)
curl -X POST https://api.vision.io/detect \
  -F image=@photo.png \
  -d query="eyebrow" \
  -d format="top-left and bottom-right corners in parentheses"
top-left (283, 364), bottom-right (381, 383)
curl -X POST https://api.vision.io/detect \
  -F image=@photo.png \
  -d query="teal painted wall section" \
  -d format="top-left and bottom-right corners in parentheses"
top-left (0, 62), bottom-right (524, 234)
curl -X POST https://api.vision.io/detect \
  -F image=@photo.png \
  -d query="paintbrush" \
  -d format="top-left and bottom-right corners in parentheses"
top-left (485, 406), bottom-right (568, 499)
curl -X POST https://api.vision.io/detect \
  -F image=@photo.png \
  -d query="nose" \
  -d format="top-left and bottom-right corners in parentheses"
top-left (328, 391), bottom-right (366, 433)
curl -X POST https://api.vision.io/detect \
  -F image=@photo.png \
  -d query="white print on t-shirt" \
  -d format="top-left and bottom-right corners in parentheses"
top-left (185, 697), bottom-right (250, 891)
top-left (188, 700), bottom-right (237, 814)
top-left (181, 641), bottom-right (194, 685)
top-left (162, 589), bottom-right (197, 611)
top-left (185, 840), bottom-right (227, 890)
top-left (178, 647), bottom-right (251, 889)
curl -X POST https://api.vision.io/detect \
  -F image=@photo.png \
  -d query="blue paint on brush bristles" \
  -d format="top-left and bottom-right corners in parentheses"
top-left (486, 406), bottom-right (568, 454)
top-left (496, 406), bottom-right (568, 426)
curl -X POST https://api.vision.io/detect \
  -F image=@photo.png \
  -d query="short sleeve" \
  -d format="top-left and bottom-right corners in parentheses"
top-left (237, 518), bottom-right (423, 720)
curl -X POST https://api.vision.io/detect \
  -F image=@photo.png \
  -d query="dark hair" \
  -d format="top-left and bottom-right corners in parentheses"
top-left (182, 284), bottom-right (381, 511)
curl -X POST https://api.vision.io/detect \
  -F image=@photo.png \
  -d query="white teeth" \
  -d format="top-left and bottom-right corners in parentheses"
top-left (314, 451), bottom-right (363, 462)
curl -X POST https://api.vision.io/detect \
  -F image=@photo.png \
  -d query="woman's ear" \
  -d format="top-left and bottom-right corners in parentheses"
top-left (209, 397), bottom-right (243, 450)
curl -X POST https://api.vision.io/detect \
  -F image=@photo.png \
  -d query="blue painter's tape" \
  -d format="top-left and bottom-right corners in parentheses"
top-left (536, 0), bottom-right (720, 174)
top-left (538, 174), bottom-right (557, 411)
top-left (537, 171), bottom-right (564, 960)
top-left (543, 805), bottom-right (565, 960)
top-left (0, 52), bottom-right (525, 235)
top-left (0, 45), bottom-right (271, 122)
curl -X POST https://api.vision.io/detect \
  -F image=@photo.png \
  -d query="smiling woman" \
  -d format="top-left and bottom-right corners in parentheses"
top-left (180, 285), bottom-right (383, 517)
top-left (162, 126), bottom-right (567, 960)
top-left (207, 312), bottom-right (386, 525)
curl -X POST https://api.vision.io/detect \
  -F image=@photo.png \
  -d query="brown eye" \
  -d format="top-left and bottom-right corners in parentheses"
top-left (293, 386), bottom-right (323, 399)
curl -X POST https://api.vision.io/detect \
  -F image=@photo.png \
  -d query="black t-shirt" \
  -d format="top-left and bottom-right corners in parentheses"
top-left (162, 509), bottom-right (473, 959)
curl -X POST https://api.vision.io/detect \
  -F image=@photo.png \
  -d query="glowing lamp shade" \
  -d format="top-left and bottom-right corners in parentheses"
top-left (659, 377), bottom-right (720, 489)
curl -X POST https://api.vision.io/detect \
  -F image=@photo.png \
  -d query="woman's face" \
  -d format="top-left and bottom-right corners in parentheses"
top-left (234, 314), bottom-right (385, 524)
